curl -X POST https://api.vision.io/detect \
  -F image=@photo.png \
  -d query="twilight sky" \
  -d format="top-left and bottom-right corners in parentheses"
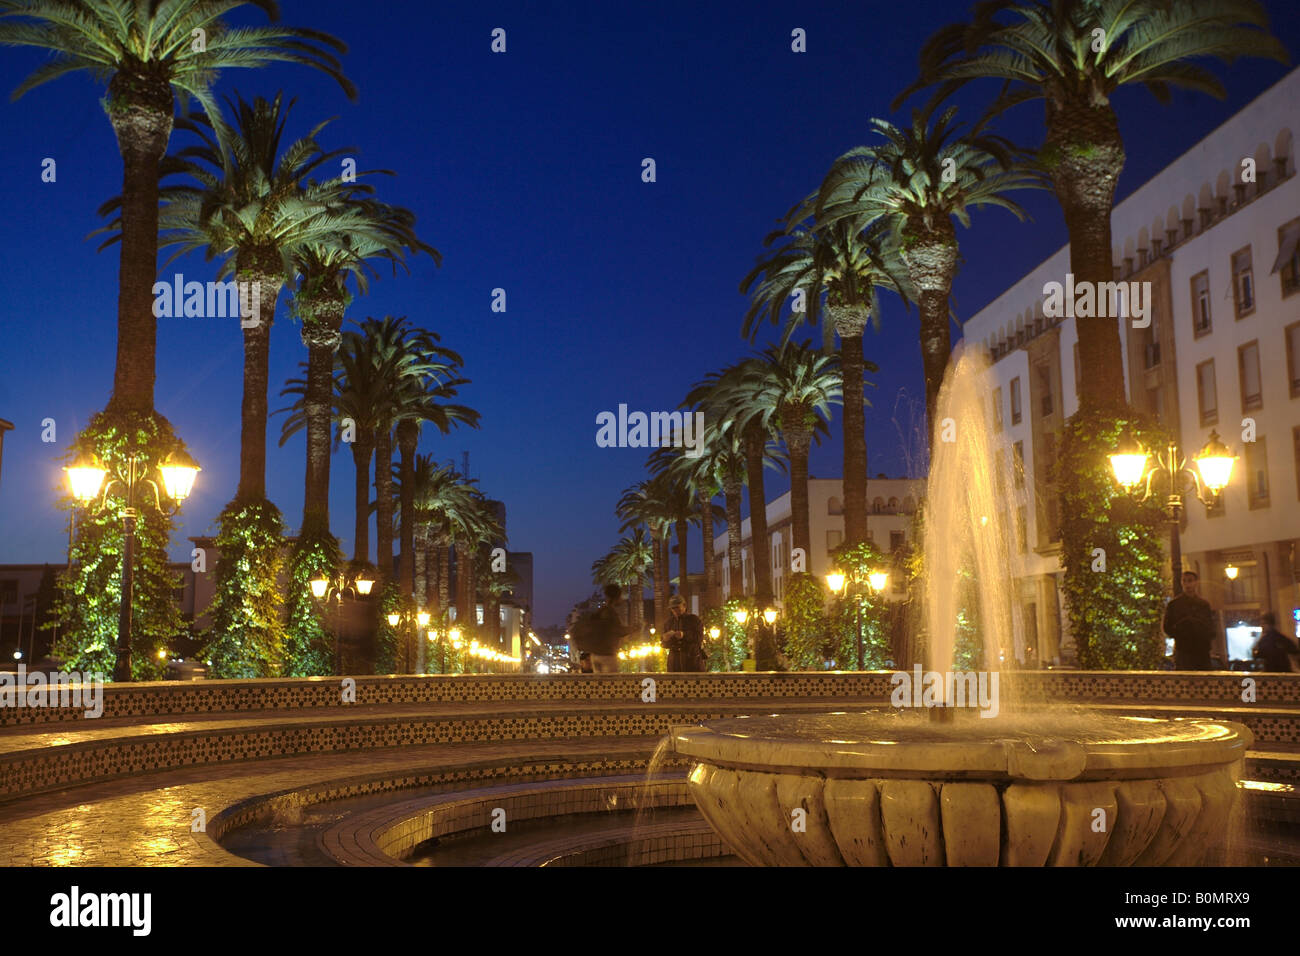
top-left (0, 0), bottom-right (1295, 626)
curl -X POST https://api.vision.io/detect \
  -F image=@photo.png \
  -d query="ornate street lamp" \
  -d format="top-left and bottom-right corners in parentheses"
top-left (65, 444), bottom-right (199, 682)
top-left (1109, 429), bottom-right (1237, 595)
top-left (308, 570), bottom-right (375, 674)
top-left (826, 567), bottom-right (889, 671)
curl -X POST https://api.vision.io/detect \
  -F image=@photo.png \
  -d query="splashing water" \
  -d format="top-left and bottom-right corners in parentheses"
top-left (921, 346), bottom-right (1028, 703)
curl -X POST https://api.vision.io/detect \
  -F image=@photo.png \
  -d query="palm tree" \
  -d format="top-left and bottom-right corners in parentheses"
top-left (817, 104), bottom-right (1042, 430)
top-left (608, 528), bottom-right (654, 630)
top-left (647, 455), bottom-right (698, 610)
top-left (659, 437), bottom-right (729, 610)
top-left (741, 343), bottom-right (842, 561)
top-left (289, 199), bottom-right (438, 539)
top-left (742, 209), bottom-right (910, 548)
top-left (0, 0), bottom-right (354, 415)
top-left (896, 0), bottom-right (1286, 411)
top-left (156, 93), bottom-right (355, 501)
top-left (617, 479), bottom-right (674, 628)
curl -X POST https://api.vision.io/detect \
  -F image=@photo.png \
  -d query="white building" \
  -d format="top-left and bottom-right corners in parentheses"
top-left (711, 476), bottom-right (924, 607)
top-left (964, 66), bottom-right (1300, 664)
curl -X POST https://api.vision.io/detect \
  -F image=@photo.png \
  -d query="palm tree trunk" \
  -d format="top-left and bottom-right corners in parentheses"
top-left (375, 428), bottom-right (395, 582)
top-left (106, 73), bottom-right (172, 415)
top-left (744, 423), bottom-right (773, 604)
top-left (675, 519), bottom-right (690, 609)
top-left (650, 527), bottom-right (667, 628)
top-left (722, 476), bottom-right (744, 600)
top-left (830, 306), bottom-right (871, 546)
top-left (350, 436), bottom-right (373, 563)
top-left (396, 420), bottom-right (418, 606)
top-left (235, 271), bottom-right (282, 500)
top-left (438, 539), bottom-right (451, 618)
top-left (300, 293), bottom-right (345, 528)
top-left (699, 488), bottom-right (717, 610)
top-left (414, 534), bottom-right (427, 672)
top-left (900, 227), bottom-right (960, 436)
top-left (784, 418), bottom-right (813, 560)
top-left (456, 540), bottom-right (473, 626)
top-left (1044, 101), bottom-right (1127, 411)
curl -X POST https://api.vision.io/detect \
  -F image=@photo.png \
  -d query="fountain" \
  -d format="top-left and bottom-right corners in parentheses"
top-left (670, 347), bottom-right (1252, 866)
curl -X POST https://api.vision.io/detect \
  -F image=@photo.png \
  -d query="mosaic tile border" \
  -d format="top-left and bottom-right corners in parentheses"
top-left (3, 670), bottom-right (1297, 728)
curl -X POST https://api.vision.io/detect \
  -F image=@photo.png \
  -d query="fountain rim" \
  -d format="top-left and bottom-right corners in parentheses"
top-left (669, 711), bottom-right (1253, 782)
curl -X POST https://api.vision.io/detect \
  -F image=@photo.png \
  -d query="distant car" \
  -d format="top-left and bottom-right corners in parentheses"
top-left (165, 660), bottom-right (208, 681)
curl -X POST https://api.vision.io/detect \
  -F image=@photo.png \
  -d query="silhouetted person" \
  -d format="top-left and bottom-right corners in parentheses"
top-left (1163, 570), bottom-right (1214, 670)
top-left (1253, 612), bottom-right (1298, 673)
top-left (662, 595), bottom-right (705, 672)
top-left (590, 583), bottom-right (628, 673)
top-left (578, 652), bottom-right (593, 674)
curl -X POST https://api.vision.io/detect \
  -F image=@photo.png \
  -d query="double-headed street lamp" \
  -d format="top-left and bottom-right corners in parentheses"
top-left (308, 570), bottom-right (375, 673)
top-left (425, 625), bottom-right (462, 674)
top-left (826, 568), bottom-right (888, 671)
top-left (387, 607), bottom-right (431, 673)
top-left (730, 606), bottom-right (778, 671)
top-left (1109, 430), bottom-right (1236, 595)
top-left (65, 446), bottom-right (200, 682)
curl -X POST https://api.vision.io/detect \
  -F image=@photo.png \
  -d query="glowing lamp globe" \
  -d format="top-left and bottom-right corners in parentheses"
top-left (733, 609), bottom-right (749, 625)
top-left (868, 571), bottom-right (889, 593)
top-left (762, 608), bottom-right (778, 625)
top-left (825, 572), bottom-right (846, 594)
top-left (309, 576), bottom-right (329, 599)
top-left (1194, 431), bottom-right (1235, 495)
top-left (159, 449), bottom-right (201, 502)
top-left (449, 628), bottom-right (461, 642)
top-left (1224, 565), bottom-right (1240, 581)
top-left (387, 612), bottom-right (400, 627)
top-left (1108, 430), bottom-right (1149, 491)
top-left (355, 575), bottom-right (374, 596)
top-left (64, 450), bottom-right (107, 504)
top-left (417, 610), bottom-right (431, 628)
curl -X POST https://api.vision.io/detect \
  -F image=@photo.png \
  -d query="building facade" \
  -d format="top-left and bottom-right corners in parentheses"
top-left (711, 476), bottom-right (924, 609)
top-left (964, 67), bottom-right (1300, 664)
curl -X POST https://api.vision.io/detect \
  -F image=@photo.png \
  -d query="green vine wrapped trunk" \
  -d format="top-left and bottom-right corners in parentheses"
top-left (205, 497), bottom-right (288, 678)
top-left (53, 410), bottom-right (184, 680)
top-left (1059, 407), bottom-right (1169, 669)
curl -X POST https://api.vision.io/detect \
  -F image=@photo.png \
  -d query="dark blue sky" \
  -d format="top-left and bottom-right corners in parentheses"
top-left (0, 0), bottom-right (1294, 626)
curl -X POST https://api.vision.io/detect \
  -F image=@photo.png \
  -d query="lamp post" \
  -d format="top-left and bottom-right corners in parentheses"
top-left (731, 607), bottom-right (753, 671)
top-left (65, 445), bottom-right (200, 682)
top-left (308, 570), bottom-right (375, 674)
top-left (386, 607), bottom-right (432, 674)
top-left (826, 568), bottom-right (888, 670)
top-left (1109, 430), bottom-right (1236, 596)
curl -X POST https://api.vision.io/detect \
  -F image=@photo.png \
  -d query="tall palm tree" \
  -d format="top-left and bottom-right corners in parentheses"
top-left (617, 479), bottom-right (674, 628)
top-left (0, 0), bottom-right (354, 415)
top-left (740, 343), bottom-right (842, 561)
top-left (156, 93), bottom-right (355, 501)
top-left (608, 528), bottom-right (654, 630)
top-left (896, 0), bottom-right (1286, 411)
top-left (817, 104), bottom-right (1042, 430)
top-left (289, 199), bottom-right (438, 539)
top-left (660, 437), bottom-right (729, 610)
top-left (646, 453), bottom-right (698, 610)
top-left (742, 210), bottom-right (910, 548)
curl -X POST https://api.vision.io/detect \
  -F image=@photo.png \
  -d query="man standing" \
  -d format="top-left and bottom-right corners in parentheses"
top-left (589, 583), bottom-right (628, 674)
top-left (1162, 570), bottom-right (1215, 670)
top-left (662, 595), bottom-right (705, 672)
top-left (1253, 612), bottom-right (1299, 673)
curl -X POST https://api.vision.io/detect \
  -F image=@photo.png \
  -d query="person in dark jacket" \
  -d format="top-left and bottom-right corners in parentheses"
top-left (1163, 570), bottom-right (1215, 670)
top-left (1253, 612), bottom-right (1299, 673)
top-left (662, 595), bottom-right (705, 672)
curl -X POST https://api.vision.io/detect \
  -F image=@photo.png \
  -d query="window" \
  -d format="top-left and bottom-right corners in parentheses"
top-left (1238, 340), bottom-right (1262, 411)
top-left (1276, 219), bottom-right (1300, 298)
top-left (826, 529), bottom-right (842, 553)
top-left (993, 387), bottom-right (1004, 432)
top-left (1010, 377), bottom-right (1022, 425)
top-left (890, 530), bottom-right (904, 552)
top-left (1287, 321), bottom-right (1300, 399)
top-left (827, 496), bottom-right (843, 516)
top-left (1191, 271), bottom-right (1212, 336)
top-left (1037, 365), bottom-right (1053, 417)
top-left (1013, 441), bottom-right (1026, 488)
top-left (1196, 359), bottom-right (1218, 426)
top-left (872, 497), bottom-right (884, 514)
top-left (887, 497), bottom-right (899, 512)
top-left (1232, 247), bottom-right (1255, 317)
top-left (1245, 437), bottom-right (1269, 509)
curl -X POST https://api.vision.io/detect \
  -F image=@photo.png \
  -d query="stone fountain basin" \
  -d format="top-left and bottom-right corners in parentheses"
top-left (670, 710), bottom-right (1252, 866)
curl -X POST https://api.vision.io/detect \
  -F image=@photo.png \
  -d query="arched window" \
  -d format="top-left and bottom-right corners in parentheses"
top-left (872, 497), bottom-right (885, 514)
top-left (827, 496), bottom-right (843, 516)
top-left (887, 497), bottom-right (899, 512)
